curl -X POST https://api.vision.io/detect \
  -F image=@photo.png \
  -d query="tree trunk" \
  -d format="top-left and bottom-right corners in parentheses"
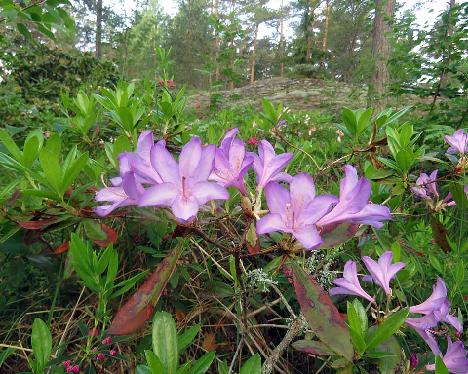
top-left (431, 0), bottom-right (456, 110)
top-left (279, 3), bottom-right (285, 78)
top-left (321, 0), bottom-right (331, 52)
top-left (305, 4), bottom-right (313, 61)
top-left (95, 0), bottom-right (102, 59)
top-left (250, 23), bottom-right (259, 83)
top-left (368, 0), bottom-right (395, 113)
top-left (213, 0), bottom-right (220, 82)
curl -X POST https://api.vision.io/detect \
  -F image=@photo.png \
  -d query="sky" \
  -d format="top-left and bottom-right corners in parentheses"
top-left (110, 0), bottom-right (452, 43)
top-left (154, 0), bottom-right (450, 39)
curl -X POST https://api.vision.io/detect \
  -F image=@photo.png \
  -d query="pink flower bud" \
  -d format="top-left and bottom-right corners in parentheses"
top-left (96, 353), bottom-right (105, 361)
top-left (71, 365), bottom-right (80, 373)
top-left (109, 349), bottom-right (117, 356)
top-left (63, 360), bottom-right (71, 368)
top-left (101, 336), bottom-right (112, 345)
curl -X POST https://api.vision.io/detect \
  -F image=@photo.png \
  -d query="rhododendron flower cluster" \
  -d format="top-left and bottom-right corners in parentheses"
top-left (96, 129), bottom-right (391, 248)
top-left (411, 170), bottom-right (455, 211)
top-left (445, 129), bottom-right (467, 155)
top-left (330, 251), bottom-right (404, 300)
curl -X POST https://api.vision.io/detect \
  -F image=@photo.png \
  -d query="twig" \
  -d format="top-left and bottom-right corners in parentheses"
top-left (261, 315), bottom-right (307, 374)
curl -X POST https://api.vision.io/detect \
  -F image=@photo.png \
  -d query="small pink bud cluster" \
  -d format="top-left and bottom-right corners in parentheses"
top-left (101, 336), bottom-right (112, 345)
top-left (96, 353), bottom-right (105, 361)
top-left (63, 360), bottom-right (80, 373)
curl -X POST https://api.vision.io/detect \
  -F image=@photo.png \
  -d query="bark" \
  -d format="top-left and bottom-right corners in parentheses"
top-left (250, 23), bottom-right (259, 83)
top-left (321, 0), bottom-right (331, 52)
top-left (305, 4), bottom-right (314, 61)
top-left (95, 0), bottom-right (103, 59)
top-left (431, 0), bottom-right (456, 110)
top-left (368, 0), bottom-right (395, 113)
top-left (213, 0), bottom-right (220, 82)
top-left (279, 2), bottom-right (285, 77)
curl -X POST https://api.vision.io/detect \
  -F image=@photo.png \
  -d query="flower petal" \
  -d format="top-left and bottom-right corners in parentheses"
top-left (171, 195), bottom-right (200, 222)
top-left (179, 137), bottom-right (202, 178)
top-left (150, 143), bottom-right (179, 183)
top-left (192, 181), bottom-right (229, 205)
top-left (138, 183), bottom-right (177, 207)
top-left (256, 213), bottom-right (286, 234)
top-left (292, 225), bottom-right (322, 249)
top-left (264, 182), bottom-right (290, 215)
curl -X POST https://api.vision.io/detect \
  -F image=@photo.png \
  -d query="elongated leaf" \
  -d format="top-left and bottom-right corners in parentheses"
top-left (152, 312), bottom-right (178, 374)
top-left (108, 243), bottom-right (185, 335)
top-left (0, 129), bottom-right (21, 161)
top-left (319, 223), bottom-right (360, 249)
top-left (22, 135), bottom-right (40, 169)
top-left (31, 318), bottom-right (52, 372)
top-left (435, 356), bottom-right (448, 374)
top-left (61, 151), bottom-right (88, 195)
top-left (292, 263), bottom-right (353, 361)
top-left (177, 325), bottom-right (201, 354)
top-left (190, 352), bottom-right (215, 374)
top-left (145, 350), bottom-right (165, 374)
top-left (292, 340), bottom-right (334, 356)
top-left (366, 309), bottom-right (409, 350)
top-left (136, 365), bottom-right (152, 374)
top-left (347, 302), bottom-right (366, 354)
top-left (239, 354), bottom-right (261, 374)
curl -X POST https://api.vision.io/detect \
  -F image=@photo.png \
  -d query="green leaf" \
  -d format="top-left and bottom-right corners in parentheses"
top-left (31, 318), bottom-right (52, 372)
top-left (395, 149), bottom-right (414, 173)
top-left (152, 312), bottom-right (178, 374)
top-left (352, 299), bottom-right (368, 334)
top-left (239, 354), bottom-right (261, 374)
top-left (17, 22), bottom-right (32, 40)
top-left (366, 309), bottom-right (409, 350)
top-left (435, 356), bottom-right (448, 374)
top-left (145, 350), bottom-right (165, 373)
top-left (39, 144), bottom-right (62, 195)
top-left (0, 129), bottom-right (22, 161)
top-left (61, 151), bottom-right (88, 195)
top-left (136, 365), bottom-right (152, 374)
top-left (0, 348), bottom-right (14, 368)
top-left (292, 263), bottom-right (353, 361)
top-left (347, 302), bottom-right (366, 354)
top-left (22, 135), bottom-right (40, 169)
top-left (217, 361), bottom-right (229, 374)
top-left (368, 336), bottom-right (402, 374)
top-left (190, 352), bottom-right (215, 374)
top-left (177, 325), bottom-right (201, 354)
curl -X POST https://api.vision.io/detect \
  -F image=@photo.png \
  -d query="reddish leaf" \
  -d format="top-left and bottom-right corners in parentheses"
top-left (430, 216), bottom-right (450, 253)
top-left (53, 241), bottom-right (69, 254)
top-left (292, 340), bottom-right (334, 356)
top-left (108, 244), bottom-right (184, 335)
top-left (93, 224), bottom-right (118, 248)
top-left (18, 217), bottom-right (59, 230)
top-left (292, 263), bottom-right (354, 362)
top-left (319, 223), bottom-right (360, 249)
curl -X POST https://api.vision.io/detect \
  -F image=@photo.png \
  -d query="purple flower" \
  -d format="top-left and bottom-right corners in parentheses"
top-left (411, 170), bottom-right (439, 201)
top-left (252, 140), bottom-right (293, 190)
top-left (110, 131), bottom-right (164, 186)
top-left (411, 170), bottom-right (455, 209)
top-left (406, 315), bottom-right (442, 355)
top-left (316, 165), bottom-right (391, 230)
top-left (95, 172), bottom-right (143, 216)
top-left (445, 129), bottom-right (467, 155)
top-left (256, 173), bottom-right (337, 249)
top-left (329, 260), bottom-right (374, 302)
top-left (139, 137), bottom-right (229, 222)
top-left (361, 251), bottom-right (405, 295)
top-left (426, 338), bottom-right (468, 374)
top-left (210, 128), bottom-right (254, 195)
top-left (409, 278), bottom-right (462, 333)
